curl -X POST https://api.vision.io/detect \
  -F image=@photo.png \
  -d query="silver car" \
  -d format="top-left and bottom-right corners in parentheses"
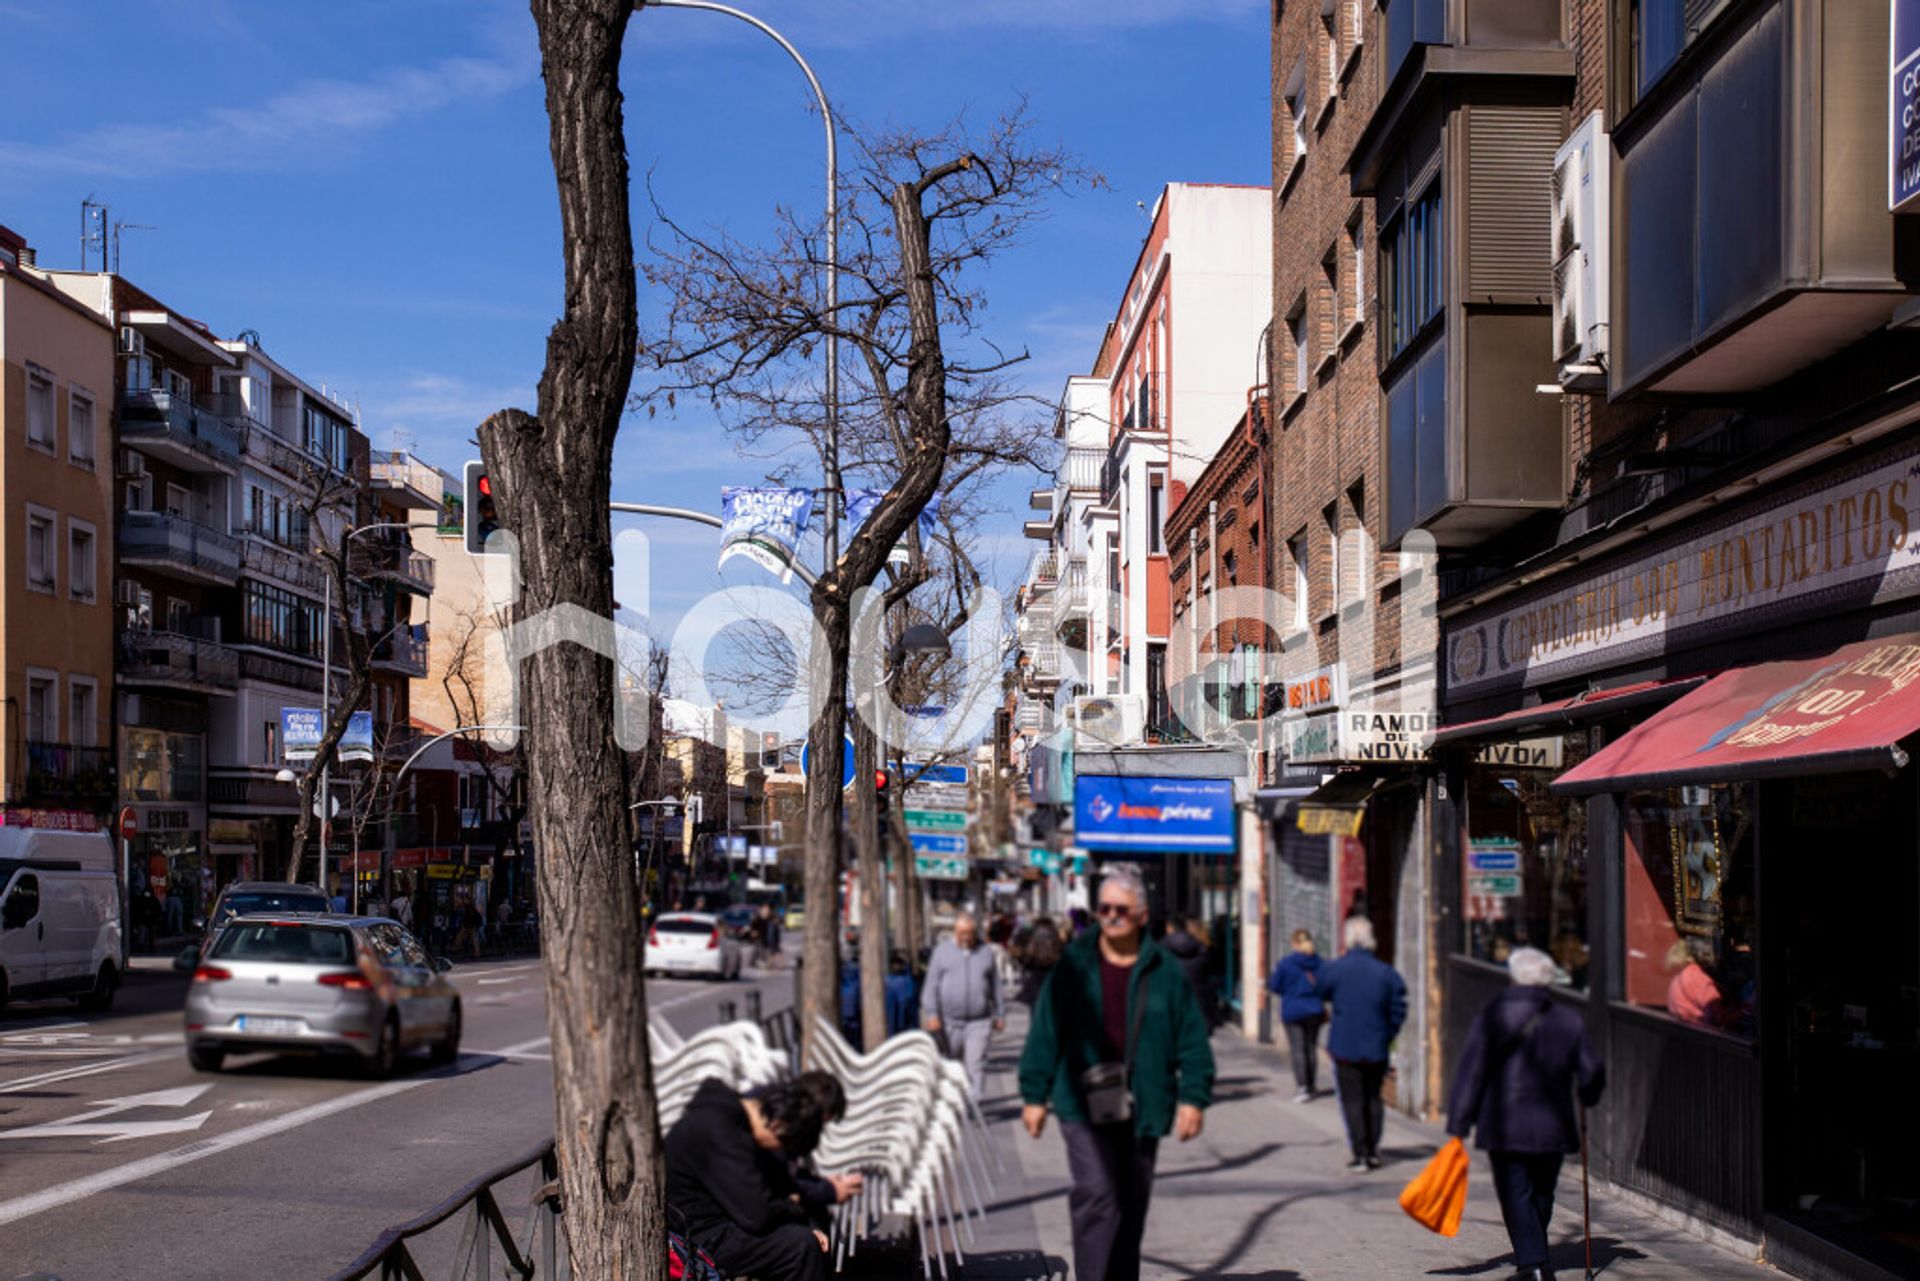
top-left (183, 914), bottom-right (459, 1077)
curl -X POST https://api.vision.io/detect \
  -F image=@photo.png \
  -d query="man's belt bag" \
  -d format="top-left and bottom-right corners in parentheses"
top-left (1080, 970), bottom-right (1149, 1126)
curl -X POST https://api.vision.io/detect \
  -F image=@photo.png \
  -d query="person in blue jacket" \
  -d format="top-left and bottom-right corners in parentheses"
top-left (1447, 946), bottom-right (1605, 1281)
top-left (883, 951), bottom-right (920, 1037)
top-left (1267, 928), bottom-right (1326, 1102)
top-left (1316, 915), bottom-right (1407, 1172)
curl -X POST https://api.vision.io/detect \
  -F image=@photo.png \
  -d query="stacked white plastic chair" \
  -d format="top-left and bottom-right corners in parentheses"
top-left (805, 1019), bottom-right (1000, 1279)
top-left (650, 1015), bottom-right (786, 1131)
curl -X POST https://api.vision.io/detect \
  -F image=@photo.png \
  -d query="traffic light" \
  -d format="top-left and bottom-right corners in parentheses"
top-left (875, 769), bottom-right (891, 839)
top-left (463, 460), bottom-right (501, 555)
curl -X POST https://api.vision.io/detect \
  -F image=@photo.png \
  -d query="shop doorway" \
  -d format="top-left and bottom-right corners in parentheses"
top-left (1766, 768), bottom-right (1920, 1275)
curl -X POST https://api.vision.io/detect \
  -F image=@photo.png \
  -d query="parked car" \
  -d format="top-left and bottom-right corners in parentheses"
top-left (0, 854), bottom-right (122, 1012)
top-left (175, 882), bottom-right (331, 969)
top-left (645, 912), bottom-right (742, 980)
top-left (184, 914), bottom-right (458, 1077)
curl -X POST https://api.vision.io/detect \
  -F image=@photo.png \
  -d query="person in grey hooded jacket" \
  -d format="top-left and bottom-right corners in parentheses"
top-left (923, 913), bottom-right (1004, 1095)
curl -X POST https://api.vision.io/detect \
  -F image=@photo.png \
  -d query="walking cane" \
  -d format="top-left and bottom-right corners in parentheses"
top-left (1580, 1104), bottom-right (1594, 1279)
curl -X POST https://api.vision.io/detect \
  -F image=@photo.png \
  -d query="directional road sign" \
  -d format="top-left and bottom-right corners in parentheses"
top-left (909, 832), bottom-right (968, 855)
top-left (914, 854), bottom-right (969, 881)
top-left (904, 808), bottom-right (968, 832)
top-left (894, 761), bottom-right (969, 785)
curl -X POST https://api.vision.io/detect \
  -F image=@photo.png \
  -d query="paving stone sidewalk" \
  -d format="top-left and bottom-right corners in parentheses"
top-left (934, 1009), bottom-right (1777, 1281)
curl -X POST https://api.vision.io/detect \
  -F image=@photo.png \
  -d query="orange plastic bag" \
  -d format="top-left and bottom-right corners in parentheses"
top-left (1399, 1137), bottom-right (1469, 1237)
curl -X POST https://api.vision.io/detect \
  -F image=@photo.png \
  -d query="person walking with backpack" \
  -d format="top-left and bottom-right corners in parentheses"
top-left (1447, 947), bottom-right (1606, 1281)
top-left (1018, 867), bottom-right (1215, 1281)
top-left (1267, 928), bottom-right (1326, 1102)
top-left (1317, 915), bottom-right (1408, 1172)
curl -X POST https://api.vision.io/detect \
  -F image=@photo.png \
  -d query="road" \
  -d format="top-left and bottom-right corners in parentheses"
top-left (0, 950), bottom-right (797, 1280)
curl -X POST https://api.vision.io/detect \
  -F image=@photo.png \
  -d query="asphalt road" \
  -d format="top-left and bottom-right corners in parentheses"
top-left (0, 949), bottom-right (798, 1280)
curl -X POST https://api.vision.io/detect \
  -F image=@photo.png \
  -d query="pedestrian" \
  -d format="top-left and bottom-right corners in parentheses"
top-left (329, 879), bottom-right (348, 915)
top-left (760, 903), bottom-right (784, 967)
top-left (923, 913), bottom-right (1004, 1097)
top-left (1446, 947), bottom-right (1606, 1281)
top-left (838, 953), bottom-right (862, 1047)
top-left (884, 951), bottom-right (919, 1038)
top-left (1317, 915), bottom-right (1408, 1172)
top-left (664, 1075), bottom-right (836, 1280)
top-left (744, 907), bottom-right (769, 967)
top-left (394, 889), bottom-right (414, 929)
top-left (1268, 928), bottom-right (1326, 1102)
top-left (1163, 915), bottom-right (1218, 1030)
top-left (1018, 916), bottom-right (1063, 1005)
top-left (1018, 867), bottom-right (1215, 1281)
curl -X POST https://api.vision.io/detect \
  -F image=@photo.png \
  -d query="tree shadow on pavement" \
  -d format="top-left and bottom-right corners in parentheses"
top-left (981, 1143), bottom-right (1286, 1217)
top-left (950, 1249), bottom-right (1071, 1279)
top-left (1427, 1234), bottom-right (1647, 1276)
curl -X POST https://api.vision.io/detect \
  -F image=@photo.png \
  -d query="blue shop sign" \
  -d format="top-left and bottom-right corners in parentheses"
top-left (1074, 775), bottom-right (1236, 853)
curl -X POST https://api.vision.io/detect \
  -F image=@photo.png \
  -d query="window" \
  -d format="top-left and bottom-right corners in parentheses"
top-left (243, 581), bottom-right (324, 658)
top-left (68, 391), bottom-right (95, 468)
top-left (1287, 535), bottom-right (1310, 631)
top-left (26, 671), bottom-right (57, 742)
top-left (1461, 733), bottom-right (1593, 990)
top-left (1283, 57), bottom-right (1309, 176)
top-left (1287, 297), bottom-right (1309, 396)
top-left (1630, 0), bottom-right (1690, 102)
top-left (26, 507), bottom-right (55, 593)
top-left (1382, 0), bottom-right (1446, 84)
top-left (167, 598), bottom-right (191, 632)
top-left (1322, 6), bottom-right (1340, 104)
top-left (1382, 182), bottom-right (1443, 360)
top-left (26, 367), bottom-right (55, 451)
top-left (1385, 335), bottom-right (1448, 543)
top-left (1346, 213), bottom-right (1367, 332)
top-left (3, 875), bottom-right (40, 932)
top-left (1223, 548), bottom-right (1238, 585)
top-left (263, 720), bottom-right (279, 766)
top-left (1147, 473), bottom-right (1166, 554)
top-left (68, 678), bottom-right (97, 748)
top-left (123, 727), bottom-right (204, 802)
top-left (124, 478), bottom-right (149, 513)
top-left (1324, 503), bottom-right (1340, 613)
top-left (68, 520), bottom-right (96, 602)
top-left (1347, 481), bottom-right (1369, 601)
top-left (165, 483), bottom-right (190, 521)
top-left (1348, 0), bottom-right (1365, 60)
top-left (1622, 784), bottom-right (1757, 1039)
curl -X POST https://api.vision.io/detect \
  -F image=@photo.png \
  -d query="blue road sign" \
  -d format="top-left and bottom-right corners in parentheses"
top-left (893, 761), bottom-right (969, 786)
top-left (909, 832), bottom-right (968, 855)
top-left (801, 734), bottom-right (857, 790)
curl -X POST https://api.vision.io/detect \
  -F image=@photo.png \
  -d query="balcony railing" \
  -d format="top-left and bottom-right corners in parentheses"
top-left (118, 511), bottom-right (241, 583)
top-left (1015, 699), bottom-right (1051, 733)
top-left (1052, 554), bottom-right (1089, 625)
top-left (370, 450), bottom-right (443, 510)
top-left (117, 389), bottom-right (244, 471)
top-left (1060, 445), bottom-right (1103, 494)
top-left (359, 541), bottom-right (436, 594)
top-left (242, 532), bottom-right (326, 596)
top-left (1029, 552), bottom-right (1059, 587)
top-left (119, 629), bottom-right (240, 692)
top-left (1024, 638), bottom-right (1061, 686)
top-left (25, 741), bottom-right (116, 805)
top-left (242, 422), bottom-right (314, 480)
top-left (1101, 446), bottom-right (1124, 507)
top-left (372, 625), bottom-right (430, 677)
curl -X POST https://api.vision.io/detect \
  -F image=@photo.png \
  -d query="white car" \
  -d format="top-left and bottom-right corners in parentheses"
top-left (645, 912), bottom-right (741, 980)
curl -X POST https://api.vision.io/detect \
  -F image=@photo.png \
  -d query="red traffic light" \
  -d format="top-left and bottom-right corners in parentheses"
top-left (875, 770), bottom-right (889, 791)
top-left (477, 475), bottom-right (492, 498)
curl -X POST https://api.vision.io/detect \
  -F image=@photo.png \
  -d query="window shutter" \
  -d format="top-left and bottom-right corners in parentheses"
top-left (1466, 105), bottom-right (1561, 299)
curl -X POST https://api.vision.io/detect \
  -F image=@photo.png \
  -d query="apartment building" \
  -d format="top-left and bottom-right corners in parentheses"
top-left (1263, 0), bottom-right (1920, 1267)
top-left (0, 228), bottom-right (115, 824)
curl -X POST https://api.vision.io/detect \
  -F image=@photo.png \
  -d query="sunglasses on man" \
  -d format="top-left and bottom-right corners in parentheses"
top-left (1094, 903), bottom-right (1134, 919)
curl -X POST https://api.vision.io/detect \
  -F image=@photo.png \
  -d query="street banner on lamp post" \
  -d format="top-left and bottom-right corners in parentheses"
top-left (281, 708), bottom-right (324, 762)
top-left (719, 487), bottom-right (814, 582)
top-left (340, 711), bottom-right (375, 764)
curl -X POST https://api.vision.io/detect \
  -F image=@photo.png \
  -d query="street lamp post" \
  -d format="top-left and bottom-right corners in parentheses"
top-left (632, 0), bottom-right (840, 572)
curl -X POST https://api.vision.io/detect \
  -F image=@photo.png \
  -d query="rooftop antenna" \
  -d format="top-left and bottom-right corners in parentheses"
top-left (79, 197), bottom-right (107, 271)
top-left (111, 221), bottom-right (155, 275)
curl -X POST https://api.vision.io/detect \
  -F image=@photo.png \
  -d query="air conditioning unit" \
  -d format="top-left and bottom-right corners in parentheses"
top-left (118, 326), bottom-right (145, 356)
top-left (116, 449), bottom-right (147, 479)
top-left (1069, 694), bottom-right (1145, 747)
top-left (1550, 112), bottom-right (1611, 378)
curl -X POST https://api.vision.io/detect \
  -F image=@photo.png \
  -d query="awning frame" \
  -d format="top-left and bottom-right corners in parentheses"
top-left (1431, 677), bottom-right (1706, 747)
top-left (1551, 742), bottom-right (1909, 796)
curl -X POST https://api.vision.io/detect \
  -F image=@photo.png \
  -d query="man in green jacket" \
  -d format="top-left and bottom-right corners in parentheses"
top-left (1018, 865), bottom-right (1215, 1281)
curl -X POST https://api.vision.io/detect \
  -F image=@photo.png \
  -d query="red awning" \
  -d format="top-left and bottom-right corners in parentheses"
top-left (1431, 677), bottom-right (1704, 746)
top-left (1553, 633), bottom-right (1920, 795)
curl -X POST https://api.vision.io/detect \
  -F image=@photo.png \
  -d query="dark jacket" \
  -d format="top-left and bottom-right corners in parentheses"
top-left (1267, 951), bottom-right (1325, 1024)
top-left (1317, 947), bottom-right (1407, 1063)
top-left (884, 972), bottom-right (919, 1037)
top-left (1163, 929), bottom-right (1218, 1027)
top-left (1018, 930), bottom-right (1215, 1137)
top-left (664, 1078), bottom-right (811, 1246)
top-left (1447, 986), bottom-right (1605, 1153)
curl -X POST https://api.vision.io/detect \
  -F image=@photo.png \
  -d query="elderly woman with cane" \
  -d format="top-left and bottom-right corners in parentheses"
top-left (1446, 946), bottom-right (1606, 1281)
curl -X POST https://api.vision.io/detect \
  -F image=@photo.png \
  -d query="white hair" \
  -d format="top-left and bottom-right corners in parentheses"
top-left (1508, 946), bottom-right (1556, 988)
top-left (1097, 866), bottom-right (1147, 911)
top-left (1342, 916), bottom-right (1376, 951)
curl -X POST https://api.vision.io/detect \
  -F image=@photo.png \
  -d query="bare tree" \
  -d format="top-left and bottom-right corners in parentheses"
top-left (641, 108), bottom-right (1091, 1043)
top-left (473, 2), bottom-right (664, 1273)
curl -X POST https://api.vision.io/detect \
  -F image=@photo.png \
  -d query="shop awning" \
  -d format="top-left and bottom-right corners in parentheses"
top-left (1255, 781), bottom-right (1320, 821)
top-left (1553, 633), bottom-right (1920, 795)
top-left (1294, 772), bottom-right (1383, 837)
top-left (1431, 677), bottom-right (1704, 746)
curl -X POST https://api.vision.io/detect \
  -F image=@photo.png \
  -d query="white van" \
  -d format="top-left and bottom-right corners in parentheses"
top-left (0, 827), bottom-right (122, 1012)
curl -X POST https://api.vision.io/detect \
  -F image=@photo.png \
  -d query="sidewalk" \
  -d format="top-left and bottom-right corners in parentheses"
top-left (942, 1009), bottom-right (1774, 1281)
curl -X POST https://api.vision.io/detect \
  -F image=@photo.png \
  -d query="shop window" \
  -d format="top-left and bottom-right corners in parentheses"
top-left (1622, 783), bottom-right (1757, 1039)
top-left (1461, 734), bottom-right (1592, 988)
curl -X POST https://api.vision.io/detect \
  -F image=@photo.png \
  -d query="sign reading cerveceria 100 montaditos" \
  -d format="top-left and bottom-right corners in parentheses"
top-left (1446, 442), bottom-right (1920, 695)
top-left (1894, 0), bottom-right (1920, 211)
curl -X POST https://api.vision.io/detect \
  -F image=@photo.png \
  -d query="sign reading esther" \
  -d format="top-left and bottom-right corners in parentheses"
top-left (1447, 447), bottom-right (1920, 695)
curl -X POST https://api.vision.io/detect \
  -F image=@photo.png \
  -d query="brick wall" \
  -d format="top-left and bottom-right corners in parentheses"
top-left (1166, 403), bottom-right (1270, 697)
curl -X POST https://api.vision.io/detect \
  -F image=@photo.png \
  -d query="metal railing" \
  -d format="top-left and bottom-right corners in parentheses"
top-left (325, 1141), bottom-right (564, 1281)
top-left (373, 625), bottom-right (430, 677)
top-left (25, 741), bottom-right (115, 803)
top-left (118, 510), bottom-right (241, 580)
top-left (118, 389), bottom-right (245, 467)
top-left (1052, 554), bottom-right (1088, 625)
top-left (118, 629), bottom-right (240, 690)
top-left (1058, 445), bottom-right (1103, 493)
top-left (371, 450), bottom-right (444, 507)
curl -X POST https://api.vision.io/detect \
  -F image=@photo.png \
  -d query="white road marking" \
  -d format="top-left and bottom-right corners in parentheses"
top-left (0, 1074), bottom-right (434, 1226)
top-left (1, 1021), bottom-right (88, 1039)
top-left (475, 976), bottom-right (528, 986)
top-left (0, 1050), bottom-right (176, 1095)
top-left (468, 1035), bottom-right (551, 1062)
top-left (0, 1083), bottom-right (214, 1145)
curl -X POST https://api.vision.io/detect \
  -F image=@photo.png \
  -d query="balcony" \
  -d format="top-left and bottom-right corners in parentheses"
top-left (358, 538), bottom-right (436, 594)
top-left (24, 742), bottom-right (116, 807)
top-left (1014, 698), bottom-right (1052, 734)
top-left (118, 511), bottom-right (241, 585)
top-left (1611, 0), bottom-right (1919, 395)
top-left (1029, 552), bottom-right (1059, 588)
top-left (241, 531), bottom-right (326, 596)
top-left (1059, 446), bottom-right (1103, 494)
top-left (372, 624), bottom-right (430, 678)
top-left (119, 628), bottom-right (239, 694)
top-left (1023, 638), bottom-right (1062, 689)
top-left (117, 389), bottom-right (244, 474)
top-left (370, 450), bottom-right (444, 510)
top-left (237, 650), bottom-right (323, 694)
top-left (241, 422), bottom-right (313, 481)
top-left (1052, 554), bottom-right (1090, 626)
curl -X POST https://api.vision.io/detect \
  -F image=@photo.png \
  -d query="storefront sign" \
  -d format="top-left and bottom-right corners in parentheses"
top-left (144, 808), bottom-right (191, 832)
top-left (1447, 444), bottom-right (1920, 694)
top-left (1283, 663), bottom-right (1344, 715)
top-left (1296, 806), bottom-right (1365, 838)
top-left (1894, 0), bottom-right (1920, 212)
top-left (1074, 775), bottom-right (1235, 852)
top-left (1282, 712), bottom-right (1342, 763)
top-left (1345, 710), bottom-right (1435, 763)
top-left (914, 854), bottom-right (969, 881)
top-left (1471, 737), bottom-right (1565, 769)
top-left (1027, 847), bottom-right (1061, 874)
top-left (0, 808), bottom-right (102, 831)
top-left (208, 818), bottom-right (256, 844)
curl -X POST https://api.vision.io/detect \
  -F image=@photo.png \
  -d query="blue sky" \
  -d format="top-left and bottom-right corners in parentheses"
top-left (1, 0), bottom-right (1269, 687)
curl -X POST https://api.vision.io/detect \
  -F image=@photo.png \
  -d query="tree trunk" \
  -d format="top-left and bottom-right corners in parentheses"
top-left (851, 711), bottom-right (887, 1049)
top-left (283, 663), bottom-right (369, 883)
top-left (475, 2), bottom-right (664, 1276)
top-left (801, 600), bottom-right (849, 1054)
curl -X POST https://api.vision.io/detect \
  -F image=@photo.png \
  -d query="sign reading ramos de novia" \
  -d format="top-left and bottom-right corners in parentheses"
top-left (1074, 775), bottom-right (1236, 853)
